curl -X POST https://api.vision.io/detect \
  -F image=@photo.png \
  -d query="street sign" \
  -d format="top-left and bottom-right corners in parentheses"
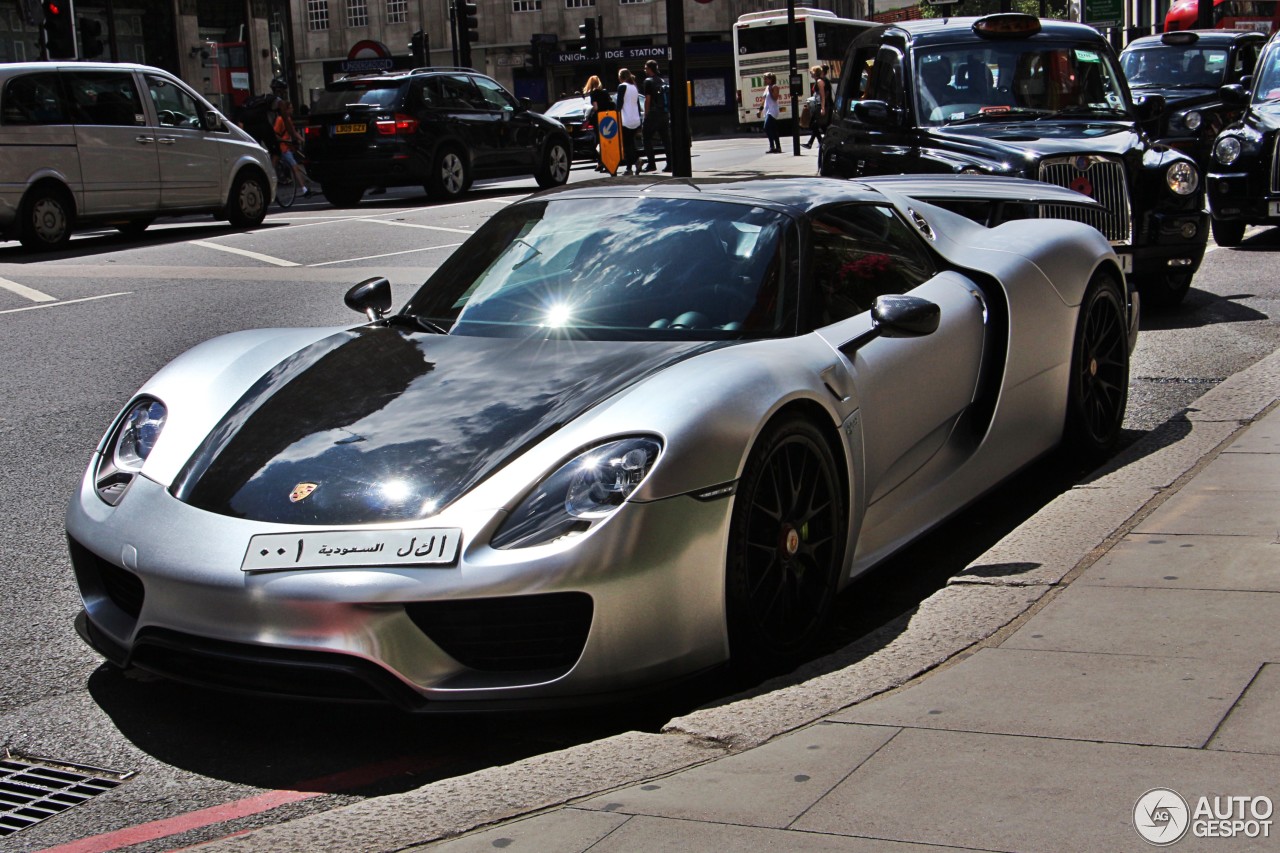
top-left (596, 109), bottom-right (621, 176)
top-left (1083, 0), bottom-right (1123, 28)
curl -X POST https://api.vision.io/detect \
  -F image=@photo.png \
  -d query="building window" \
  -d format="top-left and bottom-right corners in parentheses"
top-left (387, 0), bottom-right (408, 23)
top-left (347, 0), bottom-right (369, 27)
top-left (307, 0), bottom-right (330, 30)
top-left (565, 0), bottom-right (595, 6)
top-left (619, 0), bottom-right (651, 4)
top-left (512, 0), bottom-right (542, 10)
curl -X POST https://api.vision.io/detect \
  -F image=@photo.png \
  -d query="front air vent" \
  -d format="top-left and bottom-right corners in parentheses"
top-left (67, 538), bottom-right (144, 619)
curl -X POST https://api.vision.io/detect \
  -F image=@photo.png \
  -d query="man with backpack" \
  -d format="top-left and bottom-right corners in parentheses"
top-left (236, 78), bottom-right (287, 156)
top-left (640, 59), bottom-right (672, 173)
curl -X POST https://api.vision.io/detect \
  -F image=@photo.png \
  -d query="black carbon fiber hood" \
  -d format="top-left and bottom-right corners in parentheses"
top-left (172, 327), bottom-right (716, 524)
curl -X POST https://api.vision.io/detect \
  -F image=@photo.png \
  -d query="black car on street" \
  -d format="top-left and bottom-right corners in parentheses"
top-left (304, 69), bottom-right (573, 206)
top-left (1208, 35), bottom-right (1280, 247)
top-left (1120, 29), bottom-right (1265, 166)
top-left (820, 14), bottom-right (1209, 308)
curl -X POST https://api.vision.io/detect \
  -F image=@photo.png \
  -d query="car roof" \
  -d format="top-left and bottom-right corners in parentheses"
top-left (873, 15), bottom-right (1109, 49)
top-left (1122, 29), bottom-right (1266, 49)
top-left (0, 61), bottom-right (180, 77)
top-left (527, 176), bottom-right (888, 215)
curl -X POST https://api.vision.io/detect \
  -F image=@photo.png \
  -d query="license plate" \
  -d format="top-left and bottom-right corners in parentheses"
top-left (335, 123), bottom-right (366, 135)
top-left (1269, 202), bottom-right (1280, 217)
top-left (1118, 253), bottom-right (1133, 274)
top-left (242, 528), bottom-right (462, 572)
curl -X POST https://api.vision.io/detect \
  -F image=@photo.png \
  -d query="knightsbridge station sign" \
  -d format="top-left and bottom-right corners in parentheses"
top-left (554, 45), bottom-right (671, 64)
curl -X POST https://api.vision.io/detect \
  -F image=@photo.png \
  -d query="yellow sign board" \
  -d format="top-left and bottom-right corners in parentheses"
top-left (596, 109), bottom-right (621, 177)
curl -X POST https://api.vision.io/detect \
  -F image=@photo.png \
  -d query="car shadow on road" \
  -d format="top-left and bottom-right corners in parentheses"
top-left (1140, 287), bottom-right (1268, 332)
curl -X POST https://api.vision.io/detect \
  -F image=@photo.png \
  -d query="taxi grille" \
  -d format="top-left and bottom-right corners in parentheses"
top-left (1038, 155), bottom-right (1133, 244)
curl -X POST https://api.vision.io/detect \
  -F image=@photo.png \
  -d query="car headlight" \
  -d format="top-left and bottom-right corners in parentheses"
top-left (94, 398), bottom-right (166, 505)
top-left (1213, 136), bottom-right (1242, 166)
top-left (1166, 160), bottom-right (1199, 195)
top-left (1176, 110), bottom-right (1202, 132)
top-left (491, 436), bottom-right (662, 549)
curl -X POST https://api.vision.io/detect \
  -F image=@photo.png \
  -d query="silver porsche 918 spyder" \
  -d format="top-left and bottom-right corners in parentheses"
top-left (67, 176), bottom-right (1136, 711)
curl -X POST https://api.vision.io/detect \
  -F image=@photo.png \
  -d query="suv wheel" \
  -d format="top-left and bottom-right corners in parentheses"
top-left (20, 184), bottom-right (74, 251)
top-left (536, 140), bottom-right (571, 189)
top-left (323, 184), bottom-right (365, 208)
top-left (1136, 271), bottom-right (1192, 310)
top-left (1211, 218), bottom-right (1246, 248)
top-left (427, 148), bottom-right (468, 200)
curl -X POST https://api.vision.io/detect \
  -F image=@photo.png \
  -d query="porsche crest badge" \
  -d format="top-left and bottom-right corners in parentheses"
top-left (290, 483), bottom-right (318, 502)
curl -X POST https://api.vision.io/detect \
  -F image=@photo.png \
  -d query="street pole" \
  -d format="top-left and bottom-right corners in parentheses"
top-left (788, 0), bottom-right (801, 156)
top-left (449, 0), bottom-right (459, 67)
top-left (666, 0), bottom-right (692, 176)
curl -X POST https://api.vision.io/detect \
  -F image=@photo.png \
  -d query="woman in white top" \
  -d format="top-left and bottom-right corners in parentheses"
top-left (758, 72), bottom-right (782, 153)
top-left (617, 68), bottom-right (642, 176)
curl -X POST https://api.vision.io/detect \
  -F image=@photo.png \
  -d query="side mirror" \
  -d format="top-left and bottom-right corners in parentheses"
top-left (838, 295), bottom-right (940, 356)
top-left (517, 97), bottom-right (531, 112)
top-left (1219, 83), bottom-right (1249, 106)
top-left (345, 276), bottom-right (393, 321)
top-left (1132, 93), bottom-right (1166, 122)
top-left (853, 99), bottom-right (896, 126)
top-left (204, 110), bottom-right (225, 131)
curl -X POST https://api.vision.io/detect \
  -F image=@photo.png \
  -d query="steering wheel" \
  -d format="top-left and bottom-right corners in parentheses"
top-left (157, 109), bottom-right (179, 126)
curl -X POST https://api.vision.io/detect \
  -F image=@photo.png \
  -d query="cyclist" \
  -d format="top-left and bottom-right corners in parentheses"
top-left (274, 100), bottom-right (313, 198)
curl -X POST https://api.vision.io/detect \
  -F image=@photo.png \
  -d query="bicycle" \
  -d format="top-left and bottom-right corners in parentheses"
top-left (274, 158), bottom-right (297, 208)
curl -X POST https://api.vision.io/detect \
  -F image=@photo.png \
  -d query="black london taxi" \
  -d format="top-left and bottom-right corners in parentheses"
top-left (1207, 35), bottom-right (1280, 247)
top-left (820, 14), bottom-right (1208, 308)
top-left (1120, 29), bottom-right (1266, 166)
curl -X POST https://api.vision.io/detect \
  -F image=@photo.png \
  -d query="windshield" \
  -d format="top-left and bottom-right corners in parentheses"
top-left (544, 97), bottom-right (588, 119)
top-left (1122, 46), bottom-right (1229, 88)
top-left (915, 41), bottom-right (1130, 126)
top-left (312, 82), bottom-right (404, 112)
top-left (403, 197), bottom-right (794, 341)
top-left (1252, 46), bottom-right (1280, 104)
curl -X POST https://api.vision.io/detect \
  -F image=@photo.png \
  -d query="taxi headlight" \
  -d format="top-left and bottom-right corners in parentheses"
top-left (1213, 136), bottom-right (1242, 166)
top-left (1166, 160), bottom-right (1199, 195)
top-left (1179, 110), bottom-right (1202, 132)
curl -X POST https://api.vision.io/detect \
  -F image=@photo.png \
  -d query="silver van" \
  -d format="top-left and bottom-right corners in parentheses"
top-left (0, 62), bottom-right (276, 251)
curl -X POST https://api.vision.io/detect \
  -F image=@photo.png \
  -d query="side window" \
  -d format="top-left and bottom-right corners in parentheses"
top-left (870, 47), bottom-right (904, 109)
top-left (1, 73), bottom-right (69, 125)
top-left (808, 204), bottom-right (937, 326)
top-left (472, 76), bottom-right (516, 112)
top-left (839, 43), bottom-right (879, 116)
top-left (1238, 43), bottom-right (1260, 77)
top-left (64, 71), bottom-right (145, 126)
top-left (437, 74), bottom-right (483, 109)
top-left (145, 75), bottom-right (204, 128)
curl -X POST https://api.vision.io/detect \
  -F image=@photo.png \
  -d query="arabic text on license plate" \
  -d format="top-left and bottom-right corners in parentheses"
top-left (1118, 253), bottom-right (1133, 274)
top-left (1269, 202), bottom-right (1280, 217)
top-left (335, 123), bottom-right (366, 135)
top-left (242, 528), bottom-right (462, 572)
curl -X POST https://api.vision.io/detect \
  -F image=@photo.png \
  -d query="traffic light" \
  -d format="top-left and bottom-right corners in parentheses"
top-left (78, 17), bottom-right (103, 59)
top-left (409, 30), bottom-right (427, 66)
top-left (42, 0), bottom-right (76, 60)
top-left (460, 1), bottom-right (478, 43)
top-left (578, 18), bottom-right (597, 55)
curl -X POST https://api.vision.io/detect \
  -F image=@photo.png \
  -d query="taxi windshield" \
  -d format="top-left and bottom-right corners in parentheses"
top-left (1122, 46), bottom-right (1229, 89)
top-left (914, 42), bottom-right (1131, 126)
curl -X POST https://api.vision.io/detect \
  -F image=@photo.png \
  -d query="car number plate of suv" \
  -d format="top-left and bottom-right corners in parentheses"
top-left (242, 528), bottom-right (462, 571)
top-left (335, 123), bottom-right (366, 135)
top-left (1269, 202), bottom-right (1280, 217)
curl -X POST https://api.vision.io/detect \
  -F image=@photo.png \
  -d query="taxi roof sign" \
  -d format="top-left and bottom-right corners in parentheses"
top-left (973, 14), bottom-right (1043, 37)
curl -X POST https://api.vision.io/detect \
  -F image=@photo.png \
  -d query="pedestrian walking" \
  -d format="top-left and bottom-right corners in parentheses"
top-left (640, 59), bottom-right (672, 172)
top-left (758, 72), bottom-right (782, 153)
top-left (802, 65), bottom-right (832, 149)
top-left (616, 68), bottom-right (642, 176)
top-left (582, 75), bottom-right (613, 172)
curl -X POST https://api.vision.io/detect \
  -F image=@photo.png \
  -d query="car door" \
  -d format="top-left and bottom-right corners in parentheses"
top-left (825, 43), bottom-right (914, 178)
top-left (810, 203), bottom-right (985, 504)
top-left (143, 72), bottom-right (223, 209)
top-left (471, 75), bottom-right (537, 171)
top-left (432, 74), bottom-right (501, 172)
top-left (62, 69), bottom-right (160, 216)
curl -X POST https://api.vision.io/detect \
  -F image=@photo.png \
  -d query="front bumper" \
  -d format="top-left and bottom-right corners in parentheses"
top-left (66, 471), bottom-right (734, 709)
top-left (1207, 171), bottom-right (1279, 224)
top-left (1127, 209), bottom-right (1209, 280)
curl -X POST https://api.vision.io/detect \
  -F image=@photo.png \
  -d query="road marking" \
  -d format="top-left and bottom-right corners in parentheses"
top-left (0, 292), bottom-right (130, 314)
top-left (358, 219), bottom-right (474, 234)
top-left (191, 240), bottom-right (300, 266)
top-left (37, 754), bottom-right (444, 853)
top-left (309, 242), bottom-right (462, 266)
top-left (0, 276), bottom-right (55, 302)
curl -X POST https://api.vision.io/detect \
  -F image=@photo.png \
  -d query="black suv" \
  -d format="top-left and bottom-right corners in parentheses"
top-left (820, 14), bottom-right (1208, 308)
top-left (304, 69), bottom-right (573, 206)
top-left (1207, 35), bottom-right (1280, 246)
top-left (1120, 29), bottom-right (1265, 166)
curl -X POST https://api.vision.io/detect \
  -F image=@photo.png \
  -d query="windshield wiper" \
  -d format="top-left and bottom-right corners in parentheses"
top-left (510, 237), bottom-right (542, 270)
top-left (1039, 106), bottom-right (1130, 119)
top-left (388, 313), bottom-right (450, 334)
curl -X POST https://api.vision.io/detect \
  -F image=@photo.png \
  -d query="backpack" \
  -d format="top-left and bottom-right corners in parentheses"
top-left (235, 93), bottom-right (276, 138)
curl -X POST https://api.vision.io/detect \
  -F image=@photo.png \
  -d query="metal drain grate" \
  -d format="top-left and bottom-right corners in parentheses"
top-left (1, 755), bottom-right (134, 837)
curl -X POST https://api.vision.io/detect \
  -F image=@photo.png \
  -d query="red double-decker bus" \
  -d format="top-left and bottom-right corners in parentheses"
top-left (1164, 0), bottom-right (1280, 33)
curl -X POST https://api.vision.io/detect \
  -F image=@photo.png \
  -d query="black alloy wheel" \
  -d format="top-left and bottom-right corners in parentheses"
top-left (726, 417), bottom-right (846, 672)
top-left (426, 148), bottom-right (468, 200)
top-left (1064, 272), bottom-right (1129, 459)
top-left (536, 140), bottom-right (572, 188)
top-left (1211, 218), bottom-right (1246, 248)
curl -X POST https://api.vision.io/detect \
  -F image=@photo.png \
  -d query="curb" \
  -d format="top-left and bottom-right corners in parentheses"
top-left (199, 289), bottom-right (1280, 853)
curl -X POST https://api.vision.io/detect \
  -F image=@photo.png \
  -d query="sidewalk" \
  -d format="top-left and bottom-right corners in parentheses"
top-left (201, 184), bottom-right (1280, 853)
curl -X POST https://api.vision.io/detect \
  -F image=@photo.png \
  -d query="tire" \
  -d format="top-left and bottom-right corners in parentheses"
top-left (535, 140), bottom-right (572, 189)
top-left (426, 147), bottom-right (468, 200)
top-left (114, 218), bottom-right (153, 238)
top-left (1135, 270), bottom-right (1192, 311)
top-left (322, 183), bottom-right (364, 208)
top-left (227, 170), bottom-right (268, 228)
top-left (275, 163), bottom-right (297, 208)
top-left (1211, 218), bottom-right (1246, 248)
top-left (19, 184), bottom-right (74, 251)
top-left (1064, 272), bottom-right (1129, 460)
top-left (725, 416), bottom-right (846, 673)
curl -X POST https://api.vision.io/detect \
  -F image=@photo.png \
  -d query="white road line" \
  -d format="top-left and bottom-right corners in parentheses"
top-left (0, 291), bottom-right (131, 315)
top-left (309, 243), bottom-right (463, 266)
top-left (358, 219), bottom-right (474, 235)
top-left (0, 276), bottom-right (56, 302)
top-left (191, 241), bottom-right (300, 266)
